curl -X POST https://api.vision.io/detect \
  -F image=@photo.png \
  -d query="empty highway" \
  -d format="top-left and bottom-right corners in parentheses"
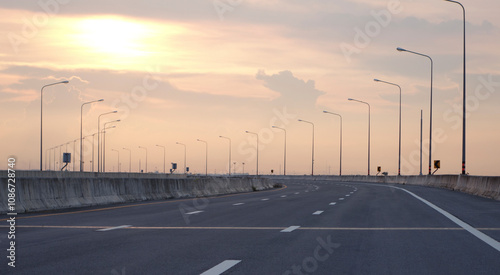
top-left (2, 179), bottom-right (500, 274)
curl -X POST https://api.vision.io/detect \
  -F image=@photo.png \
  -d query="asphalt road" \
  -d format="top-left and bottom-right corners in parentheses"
top-left (1, 179), bottom-right (500, 274)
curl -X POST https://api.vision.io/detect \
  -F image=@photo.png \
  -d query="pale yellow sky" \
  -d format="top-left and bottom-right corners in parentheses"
top-left (1, 0), bottom-right (499, 175)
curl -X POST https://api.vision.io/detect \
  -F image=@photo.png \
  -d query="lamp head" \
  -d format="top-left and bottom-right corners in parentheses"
top-left (298, 119), bottom-right (303, 122)
top-left (374, 79), bottom-right (380, 82)
top-left (348, 98), bottom-right (354, 101)
top-left (396, 47), bottom-right (406, 52)
top-left (98, 99), bottom-right (104, 102)
top-left (61, 80), bottom-right (69, 84)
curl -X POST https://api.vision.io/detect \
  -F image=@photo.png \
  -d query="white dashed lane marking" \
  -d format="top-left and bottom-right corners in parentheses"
top-left (233, 203), bottom-right (244, 206)
top-left (200, 260), bottom-right (241, 275)
top-left (312, 211), bottom-right (324, 215)
top-left (329, 202), bottom-right (337, 205)
top-left (261, 198), bottom-right (269, 201)
top-left (186, 211), bottom-right (204, 215)
top-left (96, 225), bottom-right (131, 232)
top-left (281, 226), bottom-right (301, 233)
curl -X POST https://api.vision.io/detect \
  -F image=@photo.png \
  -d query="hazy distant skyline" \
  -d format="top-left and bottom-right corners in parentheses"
top-left (1, 0), bottom-right (499, 175)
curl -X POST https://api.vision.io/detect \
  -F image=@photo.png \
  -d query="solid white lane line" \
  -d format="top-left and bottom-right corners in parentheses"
top-left (200, 260), bottom-right (241, 275)
top-left (97, 225), bottom-right (131, 232)
top-left (313, 211), bottom-right (324, 215)
top-left (361, 183), bottom-right (500, 253)
top-left (329, 202), bottom-right (337, 205)
top-left (233, 203), bottom-right (244, 206)
top-left (281, 226), bottom-right (301, 233)
top-left (186, 211), bottom-right (204, 215)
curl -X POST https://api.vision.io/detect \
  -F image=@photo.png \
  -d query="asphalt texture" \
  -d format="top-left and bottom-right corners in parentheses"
top-left (1, 179), bottom-right (500, 274)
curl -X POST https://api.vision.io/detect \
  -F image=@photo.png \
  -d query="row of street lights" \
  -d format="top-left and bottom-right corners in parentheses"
top-left (38, 1), bottom-right (467, 175)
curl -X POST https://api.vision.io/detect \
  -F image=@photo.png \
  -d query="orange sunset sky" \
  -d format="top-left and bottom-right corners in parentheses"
top-left (1, 0), bottom-right (499, 176)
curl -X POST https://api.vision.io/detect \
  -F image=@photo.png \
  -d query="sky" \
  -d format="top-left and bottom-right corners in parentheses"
top-left (1, 0), bottom-right (499, 176)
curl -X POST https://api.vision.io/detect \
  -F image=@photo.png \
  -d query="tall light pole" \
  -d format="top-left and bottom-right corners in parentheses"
top-left (176, 142), bottom-right (186, 174)
top-left (80, 99), bottom-right (104, 172)
top-left (397, 47), bottom-right (433, 175)
top-left (97, 111), bottom-right (117, 172)
top-left (348, 98), bottom-right (371, 176)
top-left (245, 131), bottom-right (259, 176)
top-left (271, 126), bottom-right (287, 176)
top-left (111, 149), bottom-right (120, 172)
top-left (323, 111), bottom-right (343, 176)
top-left (139, 146), bottom-right (148, 173)
top-left (298, 120), bottom-right (314, 176)
top-left (123, 148), bottom-right (131, 173)
top-left (156, 145), bottom-right (166, 173)
top-left (445, 0), bottom-right (467, 175)
top-left (197, 139), bottom-right (208, 176)
top-left (102, 120), bottom-right (120, 173)
top-left (40, 80), bottom-right (69, 171)
top-left (73, 139), bottom-right (77, 171)
top-left (374, 79), bottom-right (402, 176)
top-left (420, 110), bottom-right (423, 176)
top-left (219, 136), bottom-right (231, 175)
top-left (91, 133), bottom-right (97, 172)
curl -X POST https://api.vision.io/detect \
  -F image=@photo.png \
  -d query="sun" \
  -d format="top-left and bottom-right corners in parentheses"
top-left (73, 16), bottom-right (154, 58)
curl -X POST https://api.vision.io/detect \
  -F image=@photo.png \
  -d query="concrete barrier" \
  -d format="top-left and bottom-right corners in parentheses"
top-left (0, 171), bottom-right (274, 214)
top-left (267, 175), bottom-right (500, 201)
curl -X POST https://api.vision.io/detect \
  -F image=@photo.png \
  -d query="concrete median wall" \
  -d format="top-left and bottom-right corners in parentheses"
top-left (0, 171), bottom-right (274, 214)
top-left (268, 175), bottom-right (500, 201)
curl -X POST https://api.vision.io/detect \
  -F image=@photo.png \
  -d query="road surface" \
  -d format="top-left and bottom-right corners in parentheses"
top-left (2, 179), bottom-right (500, 274)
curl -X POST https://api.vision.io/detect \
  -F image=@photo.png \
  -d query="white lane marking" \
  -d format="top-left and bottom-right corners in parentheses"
top-left (233, 203), bottom-right (244, 206)
top-left (97, 225), bottom-right (131, 232)
top-left (186, 211), bottom-right (204, 215)
top-left (261, 198), bottom-right (269, 201)
top-left (329, 202), bottom-right (337, 205)
top-left (281, 226), bottom-right (301, 233)
top-left (339, 198), bottom-right (345, 200)
top-left (295, 192), bottom-right (300, 195)
top-left (281, 195), bottom-right (287, 198)
top-left (305, 191), bottom-right (309, 193)
top-left (312, 211), bottom-right (324, 215)
top-left (360, 183), bottom-right (500, 253)
top-left (200, 260), bottom-right (241, 275)
top-left (346, 195), bottom-right (350, 197)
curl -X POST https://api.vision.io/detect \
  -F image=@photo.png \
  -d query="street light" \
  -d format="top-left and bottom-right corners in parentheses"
top-left (123, 148), bottom-right (131, 173)
top-left (176, 142), bottom-right (186, 174)
top-left (40, 80), bottom-right (69, 171)
top-left (298, 119), bottom-right (314, 176)
top-left (323, 111), bottom-right (343, 176)
top-left (444, 0), bottom-right (467, 175)
top-left (374, 79), bottom-right (402, 176)
top-left (219, 136), bottom-right (231, 175)
top-left (348, 98), bottom-right (371, 176)
top-left (73, 139), bottom-right (77, 171)
top-left (156, 145), bottom-right (166, 173)
top-left (97, 111), bottom-right (117, 172)
top-left (80, 99), bottom-right (104, 172)
top-left (139, 146), bottom-right (148, 173)
top-left (197, 139), bottom-right (208, 176)
top-left (397, 47), bottom-right (433, 175)
top-left (271, 126), bottom-right (287, 176)
top-left (111, 149), bottom-right (120, 172)
top-left (245, 131), bottom-right (259, 176)
top-left (103, 120), bottom-right (120, 172)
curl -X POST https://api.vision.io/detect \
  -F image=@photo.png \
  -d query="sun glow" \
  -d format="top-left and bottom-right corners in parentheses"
top-left (73, 17), bottom-right (154, 57)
